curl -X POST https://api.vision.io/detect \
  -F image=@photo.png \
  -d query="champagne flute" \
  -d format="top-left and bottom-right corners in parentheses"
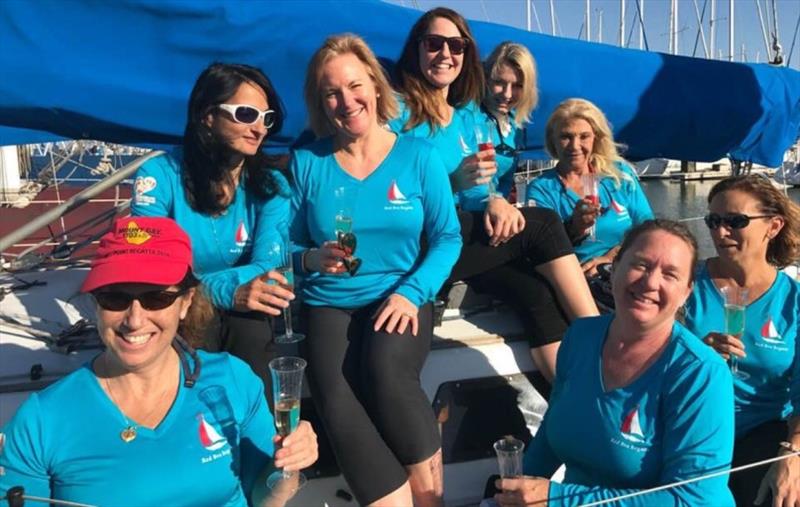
top-left (494, 435), bottom-right (524, 485)
top-left (271, 235), bottom-right (304, 344)
top-left (721, 286), bottom-right (749, 379)
top-left (513, 173), bottom-right (528, 208)
top-left (334, 186), bottom-right (354, 236)
top-left (475, 120), bottom-right (501, 202)
top-left (266, 356), bottom-right (307, 491)
top-left (581, 173), bottom-right (599, 241)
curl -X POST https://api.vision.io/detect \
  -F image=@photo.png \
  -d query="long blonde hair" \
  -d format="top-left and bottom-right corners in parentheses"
top-left (483, 42), bottom-right (538, 128)
top-left (545, 98), bottom-right (628, 185)
top-left (395, 7), bottom-right (484, 132)
top-left (303, 34), bottom-right (399, 138)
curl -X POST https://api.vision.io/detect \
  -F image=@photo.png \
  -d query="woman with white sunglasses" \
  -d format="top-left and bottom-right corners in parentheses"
top-left (684, 175), bottom-right (800, 506)
top-left (131, 63), bottom-right (294, 400)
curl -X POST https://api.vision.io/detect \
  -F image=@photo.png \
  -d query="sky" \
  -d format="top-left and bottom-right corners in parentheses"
top-left (382, 0), bottom-right (800, 68)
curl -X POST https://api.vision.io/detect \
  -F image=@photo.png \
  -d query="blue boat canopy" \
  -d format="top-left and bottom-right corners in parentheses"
top-left (1, 0), bottom-right (799, 166)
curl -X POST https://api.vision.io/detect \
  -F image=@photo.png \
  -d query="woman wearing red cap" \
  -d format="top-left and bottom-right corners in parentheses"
top-left (0, 217), bottom-right (318, 507)
top-left (131, 63), bottom-right (293, 397)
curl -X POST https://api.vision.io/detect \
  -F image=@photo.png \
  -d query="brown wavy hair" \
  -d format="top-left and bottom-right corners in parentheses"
top-left (395, 7), bottom-right (484, 131)
top-left (708, 175), bottom-right (800, 268)
top-left (615, 219), bottom-right (699, 283)
top-left (177, 271), bottom-right (215, 348)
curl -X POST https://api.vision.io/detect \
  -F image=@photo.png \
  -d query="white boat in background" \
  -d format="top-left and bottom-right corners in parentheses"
top-left (774, 162), bottom-right (800, 187)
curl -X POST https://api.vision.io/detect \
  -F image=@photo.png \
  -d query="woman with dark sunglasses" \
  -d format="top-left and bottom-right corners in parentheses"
top-left (290, 34), bottom-right (461, 506)
top-left (131, 63), bottom-right (294, 399)
top-left (683, 175), bottom-right (800, 506)
top-left (0, 217), bottom-right (318, 506)
top-left (527, 98), bottom-right (654, 279)
top-left (392, 7), bottom-right (598, 383)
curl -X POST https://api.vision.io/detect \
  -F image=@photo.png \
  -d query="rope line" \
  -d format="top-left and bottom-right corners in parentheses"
top-left (576, 449), bottom-right (800, 507)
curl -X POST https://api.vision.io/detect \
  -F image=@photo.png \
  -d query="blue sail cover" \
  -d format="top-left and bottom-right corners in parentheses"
top-left (1, 0), bottom-right (799, 165)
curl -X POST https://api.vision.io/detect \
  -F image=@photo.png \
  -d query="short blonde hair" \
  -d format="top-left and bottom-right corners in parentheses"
top-left (304, 34), bottom-right (398, 138)
top-left (545, 98), bottom-right (627, 184)
top-left (483, 42), bottom-right (538, 128)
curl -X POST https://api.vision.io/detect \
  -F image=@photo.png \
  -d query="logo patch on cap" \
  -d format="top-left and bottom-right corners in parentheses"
top-left (123, 221), bottom-right (152, 245)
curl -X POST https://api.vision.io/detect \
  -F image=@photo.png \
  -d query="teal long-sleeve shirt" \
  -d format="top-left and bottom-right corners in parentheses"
top-left (289, 135), bottom-right (461, 308)
top-left (131, 151), bottom-right (291, 309)
top-left (684, 262), bottom-right (800, 437)
top-left (525, 315), bottom-right (735, 506)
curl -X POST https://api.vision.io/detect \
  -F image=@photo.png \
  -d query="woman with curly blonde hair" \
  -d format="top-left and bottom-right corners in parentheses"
top-left (528, 98), bottom-right (654, 276)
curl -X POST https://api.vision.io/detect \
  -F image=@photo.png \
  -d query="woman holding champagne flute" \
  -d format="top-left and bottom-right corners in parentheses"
top-left (290, 34), bottom-right (461, 506)
top-left (497, 220), bottom-right (735, 506)
top-left (527, 98), bottom-right (654, 278)
top-left (131, 63), bottom-right (294, 399)
top-left (392, 7), bottom-right (598, 382)
top-left (684, 175), bottom-right (800, 506)
top-left (0, 217), bottom-right (318, 506)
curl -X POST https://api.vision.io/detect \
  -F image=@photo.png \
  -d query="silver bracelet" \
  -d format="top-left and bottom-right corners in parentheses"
top-left (778, 441), bottom-right (800, 454)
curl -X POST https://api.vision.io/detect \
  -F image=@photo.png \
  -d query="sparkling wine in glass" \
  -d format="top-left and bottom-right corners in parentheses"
top-left (266, 356), bottom-right (307, 491)
top-left (721, 286), bottom-right (749, 379)
top-left (271, 236), bottom-right (304, 344)
top-left (475, 120), bottom-right (501, 201)
top-left (581, 173), bottom-right (599, 241)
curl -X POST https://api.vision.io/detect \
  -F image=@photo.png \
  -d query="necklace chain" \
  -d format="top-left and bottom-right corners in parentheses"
top-left (101, 354), bottom-right (174, 443)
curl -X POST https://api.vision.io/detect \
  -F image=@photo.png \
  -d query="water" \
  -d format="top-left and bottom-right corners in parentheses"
top-left (641, 180), bottom-right (800, 259)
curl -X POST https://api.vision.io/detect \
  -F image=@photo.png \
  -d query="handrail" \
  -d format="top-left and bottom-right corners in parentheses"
top-left (0, 150), bottom-right (163, 254)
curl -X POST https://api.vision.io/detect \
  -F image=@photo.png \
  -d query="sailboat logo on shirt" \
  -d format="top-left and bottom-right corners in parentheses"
top-left (234, 221), bottom-right (249, 248)
top-left (620, 405), bottom-right (646, 444)
top-left (610, 198), bottom-right (627, 215)
top-left (197, 414), bottom-right (228, 451)
top-left (387, 180), bottom-right (410, 205)
top-left (760, 318), bottom-right (783, 344)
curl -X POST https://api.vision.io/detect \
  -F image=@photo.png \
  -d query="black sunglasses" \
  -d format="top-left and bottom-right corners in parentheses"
top-left (703, 213), bottom-right (774, 230)
top-left (337, 231), bottom-right (361, 276)
top-left (420, 34), bottom-right (469, 55)
top-left (93, 289), bottom-right (188, 311)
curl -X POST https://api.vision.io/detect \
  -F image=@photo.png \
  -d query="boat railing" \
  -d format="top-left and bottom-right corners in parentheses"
top-left (0, 150), bottom-right (164, 270)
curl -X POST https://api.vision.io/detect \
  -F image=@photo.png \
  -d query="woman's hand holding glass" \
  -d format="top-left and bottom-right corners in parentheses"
top-left (484, 198), bottom-right (525, 247)
top-left (372, 293), bottom-right (419, 336)
top-left (568, 196), bottom-right (601, 239)
top-left (234, 272), bottom-right (295, 315)
top-left (702, 331), bottom-right (746, 361)
top-left (452, 151), bottom-right (497, 191)
top-left (272, 420), bottom-right (318, 473)
top-left (303, 243), bottom-right (348, 274)
top-left (494, 476), bottom-right (550, 507)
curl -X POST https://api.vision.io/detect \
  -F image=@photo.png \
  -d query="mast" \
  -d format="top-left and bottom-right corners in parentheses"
top-left (586, 0), bottom-right (591, 41)
top-left (526, 0), bottom-right (531, 31)
top-left (619, 0), bottom-right (625, 46)
top-left (691, 0), bottom-right (709, 58)
top-left (728, 0), bottom-right (734, 61)
top-left (709, 0), bottom-right (716, 59)
top-left (550, 0), bottom-right (556, 36)
top-left (756, 0), bottom-right (772, 61)
top-left (598, 8), bottom-right (603, 42)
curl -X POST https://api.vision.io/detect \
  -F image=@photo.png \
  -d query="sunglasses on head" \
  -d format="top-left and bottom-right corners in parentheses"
top-left (217, 104), bottom-right (276, 128)
top-left (420, 34), bottom-right (469, 55)
top-left (337, 231), bottom-right (361, 276)
top-left (93, 289), bottom-right (188, 312)
top-left (703, 213), bottom-right (774, 230)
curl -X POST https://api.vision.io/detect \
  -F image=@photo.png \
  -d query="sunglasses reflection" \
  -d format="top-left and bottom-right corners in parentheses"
top-left (337, 231), bottom-right (362, 276)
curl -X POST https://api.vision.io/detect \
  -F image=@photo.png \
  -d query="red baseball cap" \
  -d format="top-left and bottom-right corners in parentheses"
top-left (81, 217), bottom-right (193, 293)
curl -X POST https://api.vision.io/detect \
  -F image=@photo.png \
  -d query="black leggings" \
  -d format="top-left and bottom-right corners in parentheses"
top-left (202, 309), bottom-right (276, 406)
top-left (447, 208), bottom-right (573, 347)
top-left (301, 302), bottom-right (438, 504)
top-left (730, 419), bottom-right (787, 506)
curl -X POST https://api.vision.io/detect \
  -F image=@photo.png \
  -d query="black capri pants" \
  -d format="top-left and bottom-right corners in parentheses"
top-left (202, 309), bottom-right (277, 407)
top-left (447, 208), bottom-right (573, 347)
top-left (729, 419), bottom-right (787, 506)
top-left (301, 301), bottom-right (438, 504)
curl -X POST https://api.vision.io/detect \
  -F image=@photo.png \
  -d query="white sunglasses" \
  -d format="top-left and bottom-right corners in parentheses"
top-left (217, 103), bottom-right (276, 128)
